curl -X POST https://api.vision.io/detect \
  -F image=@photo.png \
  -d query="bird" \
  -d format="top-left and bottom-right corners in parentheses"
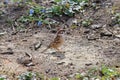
top-left (41, 29), bottom-right (65, 53)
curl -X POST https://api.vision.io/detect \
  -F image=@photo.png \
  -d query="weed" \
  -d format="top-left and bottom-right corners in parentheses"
top-left (18, 72), bottom-right (45, 80)
top-left (74, 65), bottom-right (120, 80)
top-left (0, 76), bottom-right (6, 80)
top-left (18, 0), bottom-right (90, 28)
top-left (49, 0), bottom-right (89, 17)
top-left (111, 11), bottom-right (120, 26)
top-left (82, 18), bottom-right (93, 27)
top-left (50, 77), bottom-right (60, 80)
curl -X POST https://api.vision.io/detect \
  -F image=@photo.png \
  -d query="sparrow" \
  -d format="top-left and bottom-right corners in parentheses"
top-left (41, 29), bottom-right (65, 53)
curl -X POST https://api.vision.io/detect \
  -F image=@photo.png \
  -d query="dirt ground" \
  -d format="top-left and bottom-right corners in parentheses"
top-left (0, 0), bottom-right (120, 79)
top-left (0, 28), bottom-right (120, 79)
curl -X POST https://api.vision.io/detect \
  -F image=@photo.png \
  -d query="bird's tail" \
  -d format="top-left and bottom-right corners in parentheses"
top-left (41, 47), bottom-right (49, 53)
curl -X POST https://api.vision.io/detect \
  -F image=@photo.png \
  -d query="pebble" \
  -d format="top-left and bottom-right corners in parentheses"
top-left (91, 24), bottom-right (102, 29)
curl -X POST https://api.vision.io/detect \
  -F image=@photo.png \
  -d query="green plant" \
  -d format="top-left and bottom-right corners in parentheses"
top-left (82, 18), bottom-right (93, 27)
top-left (0, 75), bottom-right (7, 80)
top-left (101, 65), bottom-right (119, 79)
top-left (0, 78), bottom-right (4, 80)
top-left (111, 12), bottom-right (120, 26)
top-left (18, 4), bottom-right (50, 27)
top-left (11, 0), bottom-right (32, 3)
top-left (50, 77), bottom-right (60, 80)
top-left (74, 65), bottom-right (120, 80)
top-left (87, 68), bottom-right (98, 77)
top-left (75, 73), bottom-right (82, 79)
top-left (6, 18), bottom-right (14, 27)
top-left (0, 10), bottom-right (3, 15)
top-left (17, 0), bottom-right (91, 28)
top-left (114, 13), bottom-right (120, 25)
top-left (17, 0), bottom-right (89, 23)
top-left (18, 72), bottom-right (44, 80)
top-left (48, 0), bottom-right (89, 17)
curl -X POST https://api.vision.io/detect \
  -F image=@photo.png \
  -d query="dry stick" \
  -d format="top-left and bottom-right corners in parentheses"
top-left (14, 52), bottom-right (34, 72)
top-left (25, 21), bottom-right (34, 34)
top-left (25, 52), bottom-right (33, 60)
top-left (25, 52), bottom-right (38, 65)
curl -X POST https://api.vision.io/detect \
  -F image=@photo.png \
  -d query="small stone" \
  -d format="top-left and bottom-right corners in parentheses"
top-left (87, 34), bottom-right (98, 40)
top-left (100, 27), bottom-right (112, 37)
top-left (0, 32), bottom-right (6, 36)
top-left (26, 62), bottom-right (35, 66)
top-left (56, 61), bottom-right (65, 65)
top-left (85, 63), bottom-right (92, 66)
top-left (27, 67), bottom-right (34, 71)
top-left (45, 69), bottom-right (51, 73)
top-left (34, 41), bottom-right (42, 50)
top-left (66, 18), bottom-right (77, 27)
top-left (11, 31), bottom-right (17, 35)
top-left (91, 24), bottom-right (102, 29)
top-left (100, 32), bottom-right (112, 37)
top-left (115, 35), bottom-right (120, 38)
top-left (84, 29), bottom-right (90, 34)
top-left (50, 56), bottom-right (57, 60)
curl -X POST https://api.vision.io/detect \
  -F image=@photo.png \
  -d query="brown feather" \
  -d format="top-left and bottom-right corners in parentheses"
top-left (41, 29), bottom-right (64, 53)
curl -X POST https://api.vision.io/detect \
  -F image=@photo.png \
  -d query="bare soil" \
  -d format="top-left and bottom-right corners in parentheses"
top-left (0, 0), bottom-right (120, 79)
top-left (0, 29), bottom-right (120, 79)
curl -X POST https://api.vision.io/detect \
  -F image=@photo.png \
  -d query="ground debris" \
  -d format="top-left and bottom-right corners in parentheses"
top-left (0, 48), bottom-right (13, 55)
top-left (34, 41), bottom-right (42, 50)
top-left (16, 52), bottom-right (34, 66)
top-left (29, 40), bottom-right (42, 51)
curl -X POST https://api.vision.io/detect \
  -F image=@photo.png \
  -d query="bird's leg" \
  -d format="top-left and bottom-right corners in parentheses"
top-left (55, 48), bottom-right (62, 53)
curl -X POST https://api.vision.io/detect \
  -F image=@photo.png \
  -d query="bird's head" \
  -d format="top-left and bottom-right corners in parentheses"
top-left (57, 29), bottom-right (65, 35)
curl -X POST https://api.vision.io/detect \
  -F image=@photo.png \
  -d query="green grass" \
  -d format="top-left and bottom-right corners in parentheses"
top-left (0, 65), bottom-right (119, 80)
